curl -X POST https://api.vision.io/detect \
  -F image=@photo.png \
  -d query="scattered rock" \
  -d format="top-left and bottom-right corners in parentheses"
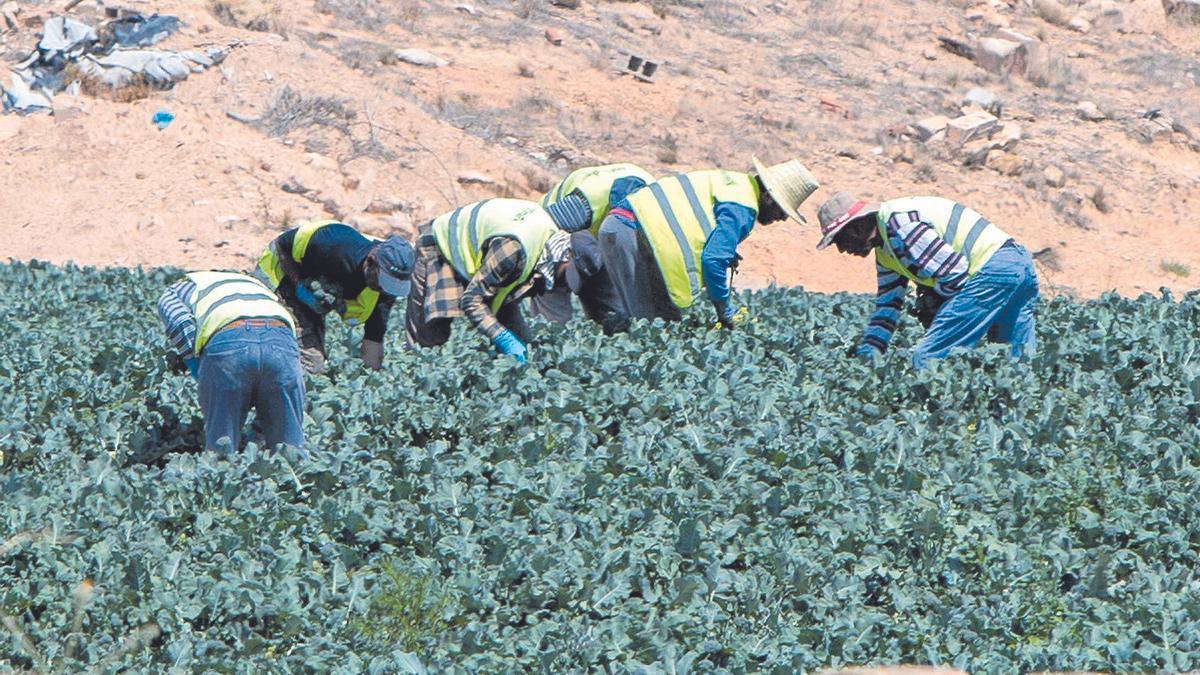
top-left (545, 28), bottom-right (564, 45)
top-left (1129, 116), bottom-right (1174, 143)
top-left (365, 197), bottom-right (405, 214)
top-left (986, 150), bottom-right (1027, 176)
top-left (1068, 16), bottom-right (1092, 32)
top-left (342, 175), bottom-right (360, 191)
top-left (994, 28), bottom-right (1041, 60)
top-left (453, 3), bottom-right (478, 14)
top-left (1163, 0), bottom-right (1200, 20)
top-left (1034, 0), bottom-right (1070, 25)
top-left (912, 115), bottom-right (952, 142)
top-left (392, 48), bottom-right (449, 68)
top-left (973, 37), bottom-right (1028, 77)
top-left (922, 48), bottom-right (938, 60)
top-left (962, 87), bottom-right (1001, 115)
top-left (1043, 165), bottom-right (1067, 187)
top-left (886, 141), bottom-right (915, 164)
top-left (457, 171), bottom-right (496, 185)
top-left (946, 111), bottom-right (1000, 146)
top-left (550, 0), bottom-right (581, 7)
top-left (1076, 101), bottom-right (1107, 121)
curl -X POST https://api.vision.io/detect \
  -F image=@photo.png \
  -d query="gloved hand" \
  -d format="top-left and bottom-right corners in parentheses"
top-left (852, 343), bottom-right (881, 364)
top-left (712, 301), bottom-right (748, 330)
top-left (491, 329), bottom-right (528, 364)
top-left (299, 347), bottom-right (327, 374)
top-left (360, 339), bottom-right (384, 370)
top-left (294, 283), bottom-right (321, 312)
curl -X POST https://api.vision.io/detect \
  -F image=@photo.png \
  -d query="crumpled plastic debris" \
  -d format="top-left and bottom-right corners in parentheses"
top-left (2, 13), bottom-right (230, 115)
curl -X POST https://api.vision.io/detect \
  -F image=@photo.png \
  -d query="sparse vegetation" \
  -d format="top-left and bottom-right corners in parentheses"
top-left (1027, 54), bottom-right (1083, 93)
top-left (1161, 260), bottom-right (1191, 277)
top-left (656, 133), bottom-right (680, 164)
top-left (315, 0), bottom-right (393, 29)
top-left (259, 86), bottom-right (357, 138)
top-left (210, 0), bottom-right (288, 34)
top-left (352, 561), bottom-right (456, 653)
top-left (1033, 0), bottom-right (1069, 27)
top-left (517, 61), bottom-right (536, 79)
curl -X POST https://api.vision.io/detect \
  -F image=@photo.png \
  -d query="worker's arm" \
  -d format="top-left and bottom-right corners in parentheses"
top-left (460, 237), bottom-right (527, 341)
top-left (857, 262), bottom-right (910, 358)
top-left (886, 210), bottom-right (970, 296)
top-left (700, 201), bottom-right (757, 311)
top-left (156, 280), bottom-right (200, 377)
top-left (271, 228), bottom-right (304, 283)
top-left (608, 175), bottom-right (649, 209)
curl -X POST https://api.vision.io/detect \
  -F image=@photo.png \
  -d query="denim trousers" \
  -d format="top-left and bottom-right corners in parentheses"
top-left (197, 324), bottom-right (305, 453)
top-left (913, 242), bottom-right (1039, 369)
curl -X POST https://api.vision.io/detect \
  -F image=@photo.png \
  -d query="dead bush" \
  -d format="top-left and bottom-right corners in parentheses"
top-left (315, 0), bottom-right (393, 29)
top-left (1027, 54), bottom-right (1082, 92)
top-left (63, 63), bottom-right (159, 102)
top-left (260, 86), bottom-right (357, 137)
top-left (655, 133), bottom-right (680, 164)
top-left (210, 1), bottom-right (288, 33)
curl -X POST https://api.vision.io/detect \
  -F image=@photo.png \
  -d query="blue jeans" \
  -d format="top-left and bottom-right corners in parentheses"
top-left (198, 324), bottom-right (305, 453)
top-left (913, 242), bottom-right (1038, 369)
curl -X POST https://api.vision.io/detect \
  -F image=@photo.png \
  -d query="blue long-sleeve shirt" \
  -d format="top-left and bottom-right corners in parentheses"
top-left (701, 201), bottom-right (758, 305)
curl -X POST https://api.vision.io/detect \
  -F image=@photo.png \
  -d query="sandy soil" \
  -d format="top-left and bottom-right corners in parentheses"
top-left (1, 0), bottom-right (1198, 298)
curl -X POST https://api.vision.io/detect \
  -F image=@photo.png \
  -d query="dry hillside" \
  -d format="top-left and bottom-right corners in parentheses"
top-left (1, 0), bottom-right (1199, 297)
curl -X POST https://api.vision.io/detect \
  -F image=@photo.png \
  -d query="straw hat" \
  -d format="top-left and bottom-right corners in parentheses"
top-left (816, 191), bottom-right (880, 250)
top-left (752, 156), bottom-right (820, 224)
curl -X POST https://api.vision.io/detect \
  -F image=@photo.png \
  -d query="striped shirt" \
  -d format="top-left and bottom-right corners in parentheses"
top-left (157, 280), bottom-right (197, 358)
top-left (859, 209), bottom-right (970, 354)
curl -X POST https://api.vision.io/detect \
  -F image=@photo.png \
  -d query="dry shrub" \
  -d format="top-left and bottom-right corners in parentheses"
top-left (210, 0), bottom-right (288, 33)
top-left (315, 0), bottom-right (393, 29)
top-left (1027, 54), bottom-right (1083, 92)
top-left (655, 133), bottom-right (679, 164)
top-left (260, 86), bottom-right (357, 137)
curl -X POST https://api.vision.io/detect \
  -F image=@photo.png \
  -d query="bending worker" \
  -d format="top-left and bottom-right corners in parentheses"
top-left (816, 192), bottom-right (1038, 368)
top-left (533, 162), bottom-right (654, 328)
top-left (405, 198), bottom-right (587, 363)
top-left (597, 157), bottom-right (818, 327)
top-left (255, 220), bottom-right (415, 373)
top-left (156, 271), bottom-right (305, 453)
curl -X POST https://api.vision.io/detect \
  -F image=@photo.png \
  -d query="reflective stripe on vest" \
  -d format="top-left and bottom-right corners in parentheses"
top-left (254, 220), bottom-right (380, 324)
top-left (874, 196), bottom-right (1012, 287)
top-left (541, 163), bottom-right (655, 233)
top-left (626, 170), bottom-right (758, 308)
top-left (432, 198), bottom-right (558, 312)
top-left (186, 271), bottom-right (295, 354)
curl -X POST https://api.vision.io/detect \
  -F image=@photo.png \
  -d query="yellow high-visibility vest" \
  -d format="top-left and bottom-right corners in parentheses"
top-left (186, 271), bottom-right (295, 354)
top-left (255, 220), bottom-right (381, 325)
top-left (541, 163), bottom-right (655, 235)
top-left (626, 170), bottom-right (759, 308)
top-left (432, 198), bottom-right (557, 312)
top-left (875, 197), bottom-right (1012, 286)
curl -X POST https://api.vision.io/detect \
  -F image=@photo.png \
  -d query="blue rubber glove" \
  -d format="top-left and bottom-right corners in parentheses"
top-left (294, 283), bottom-right (320, 312)
top-left (854, 344), bottom-right (880, 364)
top-left (491, 329), bottom-right (527, 364)
top-left (184, 356), bottom-right (200, 380)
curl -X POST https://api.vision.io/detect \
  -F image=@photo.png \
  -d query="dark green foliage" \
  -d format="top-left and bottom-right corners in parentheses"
top-left (2, 261), bottom-right (1200, 672)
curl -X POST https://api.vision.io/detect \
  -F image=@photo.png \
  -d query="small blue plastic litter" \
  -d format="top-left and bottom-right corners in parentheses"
top-left (152, 110), bottom-right (174, 130)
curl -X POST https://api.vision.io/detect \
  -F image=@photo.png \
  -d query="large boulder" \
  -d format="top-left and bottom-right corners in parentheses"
top-left (973, 37), bottom-right (1029, 76)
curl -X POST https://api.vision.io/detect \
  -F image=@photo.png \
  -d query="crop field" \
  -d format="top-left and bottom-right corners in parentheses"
top-left (2, 261), bottom-right (1199, 672)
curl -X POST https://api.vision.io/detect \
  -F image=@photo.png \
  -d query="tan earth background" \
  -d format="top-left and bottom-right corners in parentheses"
top-left (1, 0), bottom-right (1199, 301)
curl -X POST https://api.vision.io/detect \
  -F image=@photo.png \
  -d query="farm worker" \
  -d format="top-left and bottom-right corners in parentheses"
top-left (254, 220), bottom-right (415, 373)
top-left (596, 157), bottom-right (819, 327)
top-left (156, 271), bottom-right (305, 453)
top-left (816, 192), bottom-right (1038, 368)
top-left (531, 162), bottom-right (654, 325)
top-left (404, 198), bottom-right (587, 362)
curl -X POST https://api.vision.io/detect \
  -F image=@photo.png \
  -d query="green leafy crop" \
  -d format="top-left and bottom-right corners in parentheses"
top-left (2, 261), bottom-right (1199, 672)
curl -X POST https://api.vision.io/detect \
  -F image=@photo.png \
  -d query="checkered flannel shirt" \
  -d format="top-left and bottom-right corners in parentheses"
top-left (418, 234), bottom-right (539, 339)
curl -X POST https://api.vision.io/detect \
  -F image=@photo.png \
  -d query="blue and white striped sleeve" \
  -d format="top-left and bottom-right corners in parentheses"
top-left (859, 262), bottom-right (909, 354)
top-left (889, 211), bottom-right (969, 296)
top-left (156, 280), bottom-right (197, 358)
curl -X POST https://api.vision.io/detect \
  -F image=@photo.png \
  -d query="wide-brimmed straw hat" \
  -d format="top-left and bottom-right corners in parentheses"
top-left (752, 156), bottom-right (820, 224)
top-left (816, 191), bottom-right (880, 250)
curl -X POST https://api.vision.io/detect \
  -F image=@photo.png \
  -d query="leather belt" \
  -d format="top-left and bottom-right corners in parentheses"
top-left (217, 318), bottom-right (289, 334)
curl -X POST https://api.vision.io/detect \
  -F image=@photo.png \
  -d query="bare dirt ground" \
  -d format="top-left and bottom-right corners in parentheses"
top-left (1, 0), bottom-right (1198, 299)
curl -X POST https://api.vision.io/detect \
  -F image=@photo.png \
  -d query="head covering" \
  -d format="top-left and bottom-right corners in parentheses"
top-left (373, 235), bottom-right (416, 296)
top-left (751, 156), bottom-right (820, 224)
top-left (536, 230), bottom-right (573, 291)
top-left (565, 231), bottom-right (603, 293)
top-left (816, 191), bottom-right (881, 250)
top-left (544, 191), bottom-right (594, 233)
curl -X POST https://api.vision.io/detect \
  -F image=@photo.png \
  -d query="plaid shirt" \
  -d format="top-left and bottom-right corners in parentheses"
top-left (860, 209), bottom-right (972, 354)
top-left (418, 235), bottom-right (538, 339)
